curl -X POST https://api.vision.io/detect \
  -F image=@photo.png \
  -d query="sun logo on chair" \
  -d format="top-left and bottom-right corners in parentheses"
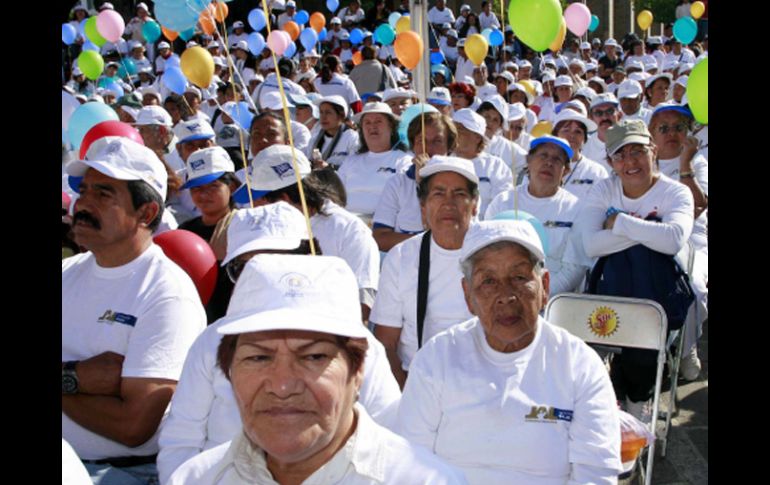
top-left (588, 306), bottom-right (619, 337)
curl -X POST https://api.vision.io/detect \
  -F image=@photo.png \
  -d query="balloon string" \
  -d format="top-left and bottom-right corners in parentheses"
top-left (261, 0), bottom-right (316, 256)
top-left (418, 12), bottom-right (426, 157)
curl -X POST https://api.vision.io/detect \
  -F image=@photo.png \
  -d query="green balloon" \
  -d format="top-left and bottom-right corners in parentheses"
top-left (85, 17), bottom-right (108, 47)
top-left (78, 50), bottom-right (105, 80)
top-left (508, 0), bottom-right (562, 52)
top-left (686, 58), bottom-right (708, 124)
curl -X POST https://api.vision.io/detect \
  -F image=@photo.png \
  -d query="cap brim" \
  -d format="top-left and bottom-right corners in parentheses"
top-left (652, 105), bottom-right (693, 119)
top-left (179, 134), bottom-right (215, 143)
top-left (66, 159), bottom-right (142, 183)
top-left (530, 137), bottom-right (574, 160)
top-left (216, 308), bottom-right (368, 338)
top-left (181, 171), bottom-right (225, 190)
top-left (420, 164), bottom-right (479, 184)
top-left (607, 135), bottom-right (651, 156)
top-left (462, 235), bottom-right (545, 265)
top-left (233, 184), bottom-right (271, 204)
top-left (221, 237), bottom-right (304, 265)
top-left (427, 98), bottom-right (451, 106)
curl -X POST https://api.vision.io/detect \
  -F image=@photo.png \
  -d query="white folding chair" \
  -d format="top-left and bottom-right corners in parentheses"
top-left (544, 293), bottom-right (668, 485)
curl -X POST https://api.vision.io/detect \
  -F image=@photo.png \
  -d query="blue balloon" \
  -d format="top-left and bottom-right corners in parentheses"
top-left (318, 27), bottom-right (327, 42)
top-left (283, 42), bottom-right (297, 58)
top-left (163, 67), bottom-right (188, 95)
top-left (123, 58), bottom-right (137, 75)
top-left (673, 17), bottom-right (698, 45)
top-left (349, 28), bottom-right (364, 45)
top-left (248, 8), bottom-right (266, 31)
top-left (489, 29), bottom-right (504, 47)
top-left (388, 12), bottom-right (401, 29)
top-left (179, 27), bottom-right (196, 42)
top-left (430, 51), bottom-right (445, 64)
top-left (398, 103), bottom-right (439, 147)
top-left (105, 81), bottom-right (125, 98)
top-left (154, 1), bottom-right (199, 33)
top-left (375, 24), bottom-right (396, 45)
top-left (78, 19), bottom-right (87, 36)
top-left (327, 0), bottom-right (339, 13)
top-left (247, 32), bottom-right (266, 55)
top-left (300, 28), bottom-right (318, 51)
top-left (62, 23), bottom-right (77, 45)
top-left (82, 41), bottom-right (99, 52)
top-left (165, 55), bottom-right (181, 70)
top-left (589, 15), bottom-right (600, 33)
top-left (295, 10), bottom-right (309, 25)
top-left (431, 64), bottom-right (452, 81)
top-left (225, 101), bottom-right (255, 131)
top-left (68, 102), bottom-right (120, 149)
top-left (481, 28), bottom-right (492, 42)
top-left (491, 210), bottom-right (550, 255)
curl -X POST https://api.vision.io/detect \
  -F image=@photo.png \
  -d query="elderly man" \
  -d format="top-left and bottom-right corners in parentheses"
top-left (372, 156), bottom-right (478, 388)
top-left (134, 105), bottom-right (175, 160)
top-left (63, 138), bottom-right (206, 484)
top-left (582, 92), bottom-right (622, 172)
top-left (397, 219), bottom-right (622, 484)
top-left (617, 79), bottom-right (652, 124)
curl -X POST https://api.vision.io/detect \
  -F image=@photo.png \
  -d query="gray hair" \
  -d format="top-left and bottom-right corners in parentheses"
top-left (460, 240), bottom-right (545, 282)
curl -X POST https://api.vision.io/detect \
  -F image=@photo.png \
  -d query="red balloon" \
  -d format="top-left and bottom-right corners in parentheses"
top-left (153, 229), bottom-right (218, 305)
top-left (79, 120), bottom-right (145, 159)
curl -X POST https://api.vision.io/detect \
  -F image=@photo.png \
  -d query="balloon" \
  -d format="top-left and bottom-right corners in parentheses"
top-left (394, 31), bottom-right (423, 70)
top-left (153, 230), bottom-right (218, 306)
top-left (637, 10), bottom-right (653, 31)
top-left (481, 28), bottom-right (492, 42)
top-left (686, 58), bottom-right (707, 124)
top-left (531, 121), bottom-right (553, 137)
top-left (84, 17), bottom-right (108, 47)
top-left (96, 10), bottom-right (125, 43)
top-left (352, 51), bottom-right (363, 66)
top-left (396, 15), bottom-right (411, 34)
top-left (163, 66), bottom-right (189, 95)
top-left (295, 10), bottom-right (310, 25)
top-left (77, 50), bottom-right (105, 80)
top-left (299, 28), bottom-right (318, 51)
top-left (284, 21), bottom-right (301, 41)
top-left (430, 51), bottom-right (445, 64)
top-left (309, 12), bottom-right (326, 33)
top-left (318, 27), bottom-right (328, 42)
top-left (465, 34), bottom-right (489, 66)
top-left (162, 26), bottom-right (179, 41)
top-left (224, 101), bottom-right (255, 131)
top-left (375, 24), bottom-right (396, 45)
top-left (155, 0), bottom-right (201, 32)
top-left (589, 15), bottom-right (600, 33)
top-left (142, 20), bottom-right (162, 43)
top-left (179, 27), bottom-right (196, 42)
top-left (673, 17), bottom-right (698, 45)
top-left (213, 1), bottom-right (229, 22)
top-left (68, 102), bottom-right (119, 149)
top-left (62, 23), bottom-right (77, 45)
top-left (564, 3), bottom-right (591, 37)
top-left (508, 0), bottom-right (562, 52)
top-left (116, 58), bottom-right (137, 79)
top-left (79, 121), bottom-right (144, 159)
top-left (62, 90), bottom-right (81, 147)
top-left (267, 30), bottom-right (292, 55)
top-left (181, 46), bottom-right (215, 88)
top-left (549, 16), bottom-right (567, 52)
top-left (327, 0), bottom-right (339, 12)
top-left (248, 32), bottom-right (266, 55)
top-left (78, 18), bottom-right (88, 37)
top-left (691, 1), bottom-right (706, 20)
top-left (350, 28), bottom-right (364, 45)
top-left (491, 210), bottom-right (550, 255)
top-left (398, 103), bottom-right (439, 145)
top-left (82, 41), bottom-right (100, 52)
top-left (248, 8), bottom-right (267, 31)
top-left (389, 12), bottom-right (402, 29)
top-left (199, 10), bottom-right (217, 35)
top-left (489, 29), bottom-right (504, 47)
top-left (165, 55), bottom-right (181, 70)
top-left (283, 42), bottom-right (297, 58)
top-left (104, 81), bottom-right (125, 98)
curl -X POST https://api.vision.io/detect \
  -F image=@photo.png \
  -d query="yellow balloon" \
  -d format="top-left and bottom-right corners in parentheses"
top-left (395, 15), bottom-right (411, 34)
top-left (465, 33), bottom-right (489, 66)
top-left (549, 17), bottom-right (567, 52)
top-left (180, 46), bottom-right (215, 88)
top-left (637, 10), bottom-right (653, 31)
top-left (518, 79), bottom-right (536, 99)
top-left (531, 122), bottom-right (553, 138)
top-left (690, 1), bottom-right (705, 20)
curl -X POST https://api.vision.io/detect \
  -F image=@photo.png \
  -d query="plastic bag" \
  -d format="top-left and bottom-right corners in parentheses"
top-left (619, 410), bottom-right (655, 467)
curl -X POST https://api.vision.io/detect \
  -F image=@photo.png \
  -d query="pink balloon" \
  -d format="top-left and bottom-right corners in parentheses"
top-left (564, 4), bottom-right (591, 37)
top-left (96, 10), bottom-right (125, 43)
top-left (267, 30), bottom-right (291, 55)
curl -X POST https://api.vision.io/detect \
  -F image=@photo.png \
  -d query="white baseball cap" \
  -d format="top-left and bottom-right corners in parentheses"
top-left (554, 75), bottom-right (574, 88)
top-left (286, 0), bottom-right (296, 8)
top-left (157, 41), bottom-right (171, 50)
top-left (222, 202), bottom-right (309, 265)
top-left (479, 94), bottom-right (509, 130)
top-left (419, 155), bottom-right (479, 184)
top-left (529, 135), bottom-right (574, 160)
top-left (628, 72), bottom-right (647, 83)
top-left (181, 146), bottom-right (235, 189)
top-left (382, 88), bottom-right (416, 103)
top-left (585, 62), bottom-right (599, 71)
top-left (541, 70), bottom-right (557, 83)
top-left (617, 79), bottom-right (644, 99)
top-left (508, 102), bottom-right (527, 122)
top-left (134, 105), bottom-right (173, 126)
top-left (318, 95), bottom-right (349, 118)
top-left (288, 93), bottom-right (319, 118)
top-left (427, 87), bottom-right (451, 106)
top-left (330, 16), bottom-right (342, 24)
top-left (233, 144), bottom-right (311, 203)
top-left (136, 2), bottom-right (149, 12)
top-left (580, 41), bottom-right (591, 50)
top-left (569, 59), bottom-right (586, 72)
top-left (174, 119), bottom-right (216, 144)
top-left (605, 38), bottom-right (619, 47)
top-left (589, 92), bottom-right (619, 110)
top-left (560, 100), bottom-right (588, 117)
top-left (233, 21), bottom-right (245, 29)
top-left (646, 72), bottom-right (673, 89)
top-left (261, 91), bottom-right (296, 111)
top-left (553, 109), bottom-right (597, 133)
top-left (517, 59), bottom-right (532, 69)
top-left (452, 108), bottom-right (487, 140)
top-left (626, 59), bottom-right (644, 72)
top-left (460, 219), bottom-right (545, 265)
top-left (675, 75), bottom-right (688, 88)
top-left (661, 60), bottom-right (679, 72)
top-left (217, 254), bottom-right (368, 338)
top-left (495, 71), bottom-right (515, 84)
top-left (460, 4), bottom-right (471, 12)
top-left (353, 101), bottom-right (399, 124)
top-left (574, 86), bottom-right (597, 103)
top-left (66, 138), bottom-right (168, 200)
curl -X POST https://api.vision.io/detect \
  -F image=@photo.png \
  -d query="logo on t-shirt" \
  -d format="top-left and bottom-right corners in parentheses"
top-left (97, 309), bottom-right (138, 327)
top-left (587, 306), bottom-right (619, 337)
top-left (524, 405), bottom-right (573, 423)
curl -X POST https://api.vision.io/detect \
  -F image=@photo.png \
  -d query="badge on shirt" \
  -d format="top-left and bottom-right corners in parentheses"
top-left (524, 405), bottom-right (573, 423)
top-left (98, 309), bottom-right (138, 327)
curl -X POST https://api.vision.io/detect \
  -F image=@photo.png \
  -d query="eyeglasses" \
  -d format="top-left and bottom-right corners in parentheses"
top-left (609, 146), bottom-right (650, 163)
top-left (225, 258), bottom-right (248, 284)
top-left (592, 107), bottom-right (617, 118)
top-left (654, 123), bottom-right (688, 135)
top-left (534, 152), bottom-right (568, 165)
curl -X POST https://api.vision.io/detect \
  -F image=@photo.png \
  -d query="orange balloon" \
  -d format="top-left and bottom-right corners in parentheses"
top-left (283, 21), bottom-right (300, 41)
top-left (352, 50), bottom-right (362, 66)
top-left (162, 26), bottom-right (179, 41)
top-left (394, 31), bottom-right (423, 70)
top-left (213, 1), bottom-right (229, 23)
top-left (309, 12), bottom-right (326, 33)
top-left (199, 10), bottom-right (216, 36)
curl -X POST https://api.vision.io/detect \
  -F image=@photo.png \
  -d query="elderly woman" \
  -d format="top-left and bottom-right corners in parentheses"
top-left (550, 109), bottom-right (609, 201)
top-left (337, 102), bottom-right (411, 221)
top-left (397, 220), bottom-right (622, 484)
top-left (451, 109), bottom-right (513, 217)
top-left (448, 82), bottom-right (476, 112)
top-left (486, 136), bottom-right (589, 296)
top-left (166, 255), bottom-right (465, 484)
top-left (505, 102), bottom-right (533, 152)
top-left (157, 206), bottom-right (404, 484)
top-left (307, 95), bottom-right (360, 169)
top-left (478, 96), bottom-right (528, 177)
top-left (580, 119), bottom-right (695, 420)
top-left (643, 73), bottom-right (673, 109)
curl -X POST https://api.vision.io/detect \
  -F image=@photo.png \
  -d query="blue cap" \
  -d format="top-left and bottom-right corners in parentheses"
top-left (529, 135), bottom-right (574, 160)
top-left (233, 185), bottom-right (271, 204)
top-left (651, 102), bottom-right (693, 120)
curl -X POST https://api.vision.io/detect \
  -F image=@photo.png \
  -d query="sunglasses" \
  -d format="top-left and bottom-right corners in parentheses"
top-left (592, 107), bottom-right (617, 118)
top-left (654, 123), bottom-right (688, 135)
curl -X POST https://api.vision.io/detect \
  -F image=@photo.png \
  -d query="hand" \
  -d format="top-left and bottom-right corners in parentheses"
top-left (603, 213), bottom-right (618, 230)
top-left (76, 351), bottom-right (125, 396)
top-left (680, 135), bottom-right (699, 164)
top-left (412, 153), bottom-right (430, 183)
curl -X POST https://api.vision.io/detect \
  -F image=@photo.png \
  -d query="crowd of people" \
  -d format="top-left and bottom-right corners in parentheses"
top-left (62, 1), bottom-right (708, 484)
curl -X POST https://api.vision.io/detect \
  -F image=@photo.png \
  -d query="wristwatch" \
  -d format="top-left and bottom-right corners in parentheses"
top-left (62, 361), bottom-right (79, 394)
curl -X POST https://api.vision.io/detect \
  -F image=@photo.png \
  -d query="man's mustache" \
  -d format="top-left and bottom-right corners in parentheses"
top-left (73, 211), bottom-right (101, 229)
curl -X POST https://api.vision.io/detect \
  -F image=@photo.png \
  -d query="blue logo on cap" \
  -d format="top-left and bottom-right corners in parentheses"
top-left (187, 122), bottom-right (201, 133)
top-left (190, 159), bottom-right (205, 171)
top-left (271, 162), bottom-right (294, 179)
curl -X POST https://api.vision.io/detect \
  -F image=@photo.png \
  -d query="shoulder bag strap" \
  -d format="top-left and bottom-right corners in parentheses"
top-left (417, 230), bottom-right (432, 349)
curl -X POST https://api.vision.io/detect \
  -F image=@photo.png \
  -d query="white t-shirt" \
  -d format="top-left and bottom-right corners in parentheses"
top-left (561, 154), bottom-right (610, 202)
top-left (307, 127), bottom-right (360, 168)
top-left (289, 119), bottom-right (312, 153)
top-left (313, 73), bottom-right (362, 106)
top-left (276, 12), bottom-right (295, 29)
top-left (454, 57), bottom-right (476, 84)
top-left (339, 7), bottom-right (366, 26)
top-left (397, 317), bottom-right (623, 484)
top-left (370, 232), bottom-right (473, 370)
top-left (468, 152), bottom-right (514, 217)
top-left (157, 322), bottom-right (402, 484)
top-left (621, 106), bottom-right (652, 125)
top-left (338, 47), bottom-right (355, 64)
top-left (62, 245), bottom-right (206, 460)
top-left (155, 209), bottom-right (179, 235)
top-left (582, 132), bottom-right (610, 172)
top-left (227, 32), bottom-right (249, 47)
top-left (485, 184), bottom-right (588, 295)
top-left (657, 154), bottom-right (708, 252)
top-left (514, 130), bottom-right (533, 151)
top-left (338, 150), bottom-right (412, 217)
top-left (428, 6), bottom-right (456, 25)
top-left (62, 439), bottom-right (91, 485)
top-left (478, 11), bottom-right (500, 30)
top-left (443, 44), bottom-right (459, 64)
top-left (486, 135), bottom-right (528, 176)
top-left (372, 165), bottom-right (425, 234)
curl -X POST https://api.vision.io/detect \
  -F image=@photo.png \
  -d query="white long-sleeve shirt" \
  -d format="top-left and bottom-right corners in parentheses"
top-left (468, 152), bottom-right (514, 217)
